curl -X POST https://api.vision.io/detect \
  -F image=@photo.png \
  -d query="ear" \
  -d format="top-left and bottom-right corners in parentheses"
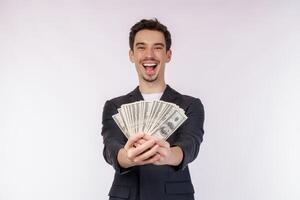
top-left (129, 49), bottom-right (135, 63)
top-left (166, 49), bottom-right (172, 63)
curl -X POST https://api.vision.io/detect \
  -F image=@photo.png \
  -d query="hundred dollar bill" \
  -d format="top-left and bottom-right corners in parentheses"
top-left (151, 109), bottom-right (187, 140)
top-left (112, 113), bottom-right (129, 138)
top-left (112, 100), bottom-right (188, 140)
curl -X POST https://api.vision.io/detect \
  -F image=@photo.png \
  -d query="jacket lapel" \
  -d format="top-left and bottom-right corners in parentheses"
top-left (160, 85), bottom-right (179, 103)
top-left (128, 86), bottom-right (144, 102)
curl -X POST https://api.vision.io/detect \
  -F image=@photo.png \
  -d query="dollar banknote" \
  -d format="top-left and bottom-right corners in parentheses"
top-left (112, 100), bottom-right (187, 140)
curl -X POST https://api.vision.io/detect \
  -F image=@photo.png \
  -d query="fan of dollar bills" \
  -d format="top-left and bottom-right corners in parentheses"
top-left (112, 100), bottom-right (188, 140)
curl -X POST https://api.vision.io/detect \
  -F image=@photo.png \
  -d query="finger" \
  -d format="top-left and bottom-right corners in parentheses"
top-left (138, 138), bottom-right (147, 145)
top-left (128, 139), bottom-right (156, 158)
top-left (140, 153), bottom-right (161, 165)
top-left (156, 147), bottom-right (168, 157)
top-left (154, 138), bottom-right (170, 148)
top-left (133, 142), bottom-right (140, 147)
top-left (142, 134), bottom-right (156, 141)
top-left (134, 144), bottom-right (159, 162)
top-left (153, 158), bottom-right (164, 165)
top-left (124, 132), bottom-right (145, 150)
top-left (151, 154), bottom-right (161, 162)
top-left (133, 138), bottom-right (147, 147)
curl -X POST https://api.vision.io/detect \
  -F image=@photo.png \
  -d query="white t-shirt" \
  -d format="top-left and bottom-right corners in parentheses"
top-left (141, 92), bottom-right (163, 101)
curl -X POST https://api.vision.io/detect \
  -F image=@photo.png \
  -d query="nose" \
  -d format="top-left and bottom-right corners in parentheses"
top-left (144, 47), bottom-right (155, 59)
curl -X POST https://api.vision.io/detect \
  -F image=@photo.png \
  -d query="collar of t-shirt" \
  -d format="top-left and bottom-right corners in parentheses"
top-left (141, 92), bottom-right (163, 101)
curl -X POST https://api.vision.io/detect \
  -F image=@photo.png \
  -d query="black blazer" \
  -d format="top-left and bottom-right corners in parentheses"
top-left (101, 85), bottom-right (205, 200)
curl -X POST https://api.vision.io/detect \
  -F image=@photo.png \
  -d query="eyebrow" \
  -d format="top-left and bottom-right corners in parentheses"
top-left (135, 42), bottom-right (165, 47)
top-left (135, 42), bottom-right (146, 46)
top-left (154, 43), bottom-right (165, 47)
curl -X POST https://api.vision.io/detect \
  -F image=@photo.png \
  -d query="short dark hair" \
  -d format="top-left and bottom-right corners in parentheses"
top-left (129, 18), bottom-right (172, 51)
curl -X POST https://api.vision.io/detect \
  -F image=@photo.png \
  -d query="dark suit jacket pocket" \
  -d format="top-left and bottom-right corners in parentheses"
top-left (109, 185), bottom-right (130, 199)
top-left (165, 181), bottom-right (195, 194)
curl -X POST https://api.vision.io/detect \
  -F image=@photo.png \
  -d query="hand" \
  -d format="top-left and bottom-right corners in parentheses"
top-left (122, 132), bottom-right (160, 167)
top-left (133, 136), bottom-right (147, 147)
top-left (118, 133), bottom-right (183, 168)
top-left (141, 135), bottom-right (183, 166)
top-left (152, 138), bottom-right (172, 165)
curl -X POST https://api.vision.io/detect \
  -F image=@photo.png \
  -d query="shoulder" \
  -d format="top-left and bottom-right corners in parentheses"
top-left (170, 86), bottom-right (203, 107)
top-left (109, 94), bottom-right (129, 104)
top-left (105, 93), bottom-right (130, 108)
top-left (102, 91), bottom-right (133, 120)
top-left (167, 86), bottom-right (205, 117)
top-left (176, 94), bottom-right (205, 121)
top-left (181, 94), bottom-right (201, 103)
top-left (179, 94), bottom-right (204, 113)
top-left (104, 86), bottom-right (139, 108)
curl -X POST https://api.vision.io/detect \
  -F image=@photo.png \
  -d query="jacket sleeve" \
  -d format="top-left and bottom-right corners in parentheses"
top-left (172, 98), bottom-right (205, 171)
top-left (101, 100), bottom-right (132, 174)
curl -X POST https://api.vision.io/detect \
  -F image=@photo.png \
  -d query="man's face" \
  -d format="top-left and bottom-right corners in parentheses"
top-left (129, 29), bottom-right (172, 83)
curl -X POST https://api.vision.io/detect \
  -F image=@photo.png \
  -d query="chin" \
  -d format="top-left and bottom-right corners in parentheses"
top-left (142, 75), bottom-right (159, 83)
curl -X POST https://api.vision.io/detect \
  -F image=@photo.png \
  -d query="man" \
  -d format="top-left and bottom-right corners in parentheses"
top-left (101, 18), bottom-right (205, 200)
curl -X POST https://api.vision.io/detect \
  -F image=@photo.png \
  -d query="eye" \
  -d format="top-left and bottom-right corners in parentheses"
top-left (154, 46), bottom-right (163, 50)
top-left (137, 46), bottom-right (145, 50)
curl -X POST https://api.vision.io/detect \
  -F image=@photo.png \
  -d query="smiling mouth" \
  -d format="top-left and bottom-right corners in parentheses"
top-left (142, 63), bottom-right (158, 68)
top-left (142, 63), bottom-right (158, 75)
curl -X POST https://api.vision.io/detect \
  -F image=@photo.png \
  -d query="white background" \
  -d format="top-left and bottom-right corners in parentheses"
top-left (0, 0), bottom-right (299, 199)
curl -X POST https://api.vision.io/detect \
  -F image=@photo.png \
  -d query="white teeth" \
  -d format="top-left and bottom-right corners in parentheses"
top-left (143, 63), bottom-right (157, 67)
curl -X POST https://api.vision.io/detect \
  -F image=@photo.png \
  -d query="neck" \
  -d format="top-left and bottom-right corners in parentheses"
top-left (139, 80), bottom-right (166, 94)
